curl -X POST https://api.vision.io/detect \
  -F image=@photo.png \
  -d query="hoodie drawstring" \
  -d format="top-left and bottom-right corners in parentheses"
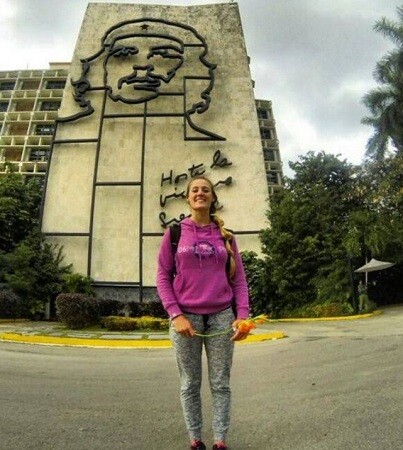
top-left (211, 222), bottom-right (219, 265)
top-left (192, 222), bottom-right (203, 268)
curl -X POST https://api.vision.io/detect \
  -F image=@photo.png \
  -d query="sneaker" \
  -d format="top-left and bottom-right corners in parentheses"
top-left (191, 441), bottom-right (206, 450)
top-left (212, 445), bottom-right (228, 450)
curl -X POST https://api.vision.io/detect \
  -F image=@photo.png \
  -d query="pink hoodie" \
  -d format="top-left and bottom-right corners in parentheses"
top-left (156, 217), bottom-right (249, 320)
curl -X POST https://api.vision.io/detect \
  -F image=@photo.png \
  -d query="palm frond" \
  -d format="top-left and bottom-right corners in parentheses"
top-left (361, 116), bottom-right (378, 126)
top-left (374, 16), bottom-right (403, 46)
top-left (373, 50), bottom-right (401, 84)
top-left (362, 87), bottom-right (395, 114)
top-left (363, 6), bottom-right (403, 162)
top-left (365, 131), bottom-right (388, 161)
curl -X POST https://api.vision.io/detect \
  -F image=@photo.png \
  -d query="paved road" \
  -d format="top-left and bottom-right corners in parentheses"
top-left (1, 306), bottom-right (402, 450)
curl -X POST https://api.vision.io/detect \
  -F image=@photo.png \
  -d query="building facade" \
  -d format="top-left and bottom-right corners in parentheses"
top-left (0, 63), bottom-right (68, 182)
top-left (1, 3), bottom-right (283, 301)
top-left (256, 99), bottom-right (283, 196)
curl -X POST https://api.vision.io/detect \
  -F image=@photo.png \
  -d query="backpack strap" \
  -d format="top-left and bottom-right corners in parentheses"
top-left (169, 224), bottom-right (181, 278)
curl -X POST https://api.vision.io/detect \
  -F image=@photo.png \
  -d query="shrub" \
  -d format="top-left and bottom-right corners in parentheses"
top-left (127, 301), bottom-right (143, 317)
top-left (142, 301), bottom-right (168, 318)
top-left (101, 315), bottom-right (169, 331)
top-left (0, 284), bottom-right (25, 319)
top-left (136, 315), bottom-right (169, 330)
top-left (56, 293), bottom-right (99, 329)
top-left (97, 298), bottom-right (124, 318)
top-left (127, 301), bottom-right (167, 318)
top-left (280, 301), bottom-right (354, 318)
top-left (101, 316), bottom-right (138, 331)
top-left (63, 273), bottom-right (95, 296)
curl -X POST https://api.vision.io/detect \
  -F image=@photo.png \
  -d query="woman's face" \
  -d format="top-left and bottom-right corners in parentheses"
top-left (187, 179), bottom-right (216, 213)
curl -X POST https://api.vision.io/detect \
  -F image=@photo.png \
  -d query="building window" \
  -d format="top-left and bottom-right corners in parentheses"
top-left (22, 80), bottom-right (40, 90)
top-left (266, 172), bottom-right (278, 184)
top-left (257, 108), bottom-right (268, 119)
top-left (40, 101), bottom-right (61, 111)
top-left (0, 102), bottom-right (9, 112)
top-left (35, 124), bottom-right (55, 135)
top-left (9, 123), bottom-right (29, 136)
top-left (260, 128), bottom-right (273, 140)
top-left (0, 82), bottom-right (16, 91)
top-left (29, 148), bottom-right (50, 161)
top-left (45, 80), bottom-right (66, 90)
top-left (14, 100), bottom-right (35, 112)
top-left (263, 149), bottom-right (275, 161)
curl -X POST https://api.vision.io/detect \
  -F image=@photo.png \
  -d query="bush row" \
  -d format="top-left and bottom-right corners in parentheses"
top-left (279, 301), bottom-right (354, 318)
top-left (127, 301), bottom-right (167, 318)
top-left (101, 316), bottom-right (169, 332)
top-left (0, 285), bottom-right (27, 319)
top-left (55, 293), bottom-right (167, 329)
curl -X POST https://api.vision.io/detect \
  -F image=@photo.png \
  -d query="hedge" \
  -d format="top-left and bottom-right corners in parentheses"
top-left (55, 293), bottom-right (168, 329)
top-left (97, 298), bottom-right (124, 318)
top-left (0, 285), bottom-right (25, 319)
top-left (127, 301), bottom-right (167, 318)
top-left (101, 315), bottom-right (169, 331)
top-left (56, 293), bottom-right (99, 329)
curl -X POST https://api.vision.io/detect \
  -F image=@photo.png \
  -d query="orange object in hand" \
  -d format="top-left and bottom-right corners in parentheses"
top-left (195, 314), bottom-right (269, 338)
top-left (237, 320), bottom-right (256, 333)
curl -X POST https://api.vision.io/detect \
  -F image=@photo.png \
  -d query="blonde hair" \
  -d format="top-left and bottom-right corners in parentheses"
top-left (186, 176), bottom-right (236, 278)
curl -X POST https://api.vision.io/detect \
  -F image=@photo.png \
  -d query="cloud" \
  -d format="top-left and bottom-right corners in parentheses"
top-left (240, 0), bottom-right (400, 175)
top-left (1, 0), bottom-right (401, 177)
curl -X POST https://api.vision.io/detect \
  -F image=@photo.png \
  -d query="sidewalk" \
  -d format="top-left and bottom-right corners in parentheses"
top-left (0, 310), bottom-right (384, 349)
top-left (0, 319), bottom-right (286, 348)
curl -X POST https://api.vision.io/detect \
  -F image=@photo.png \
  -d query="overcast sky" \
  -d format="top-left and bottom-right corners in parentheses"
top-left (1, 0), bottom-right (400, 176)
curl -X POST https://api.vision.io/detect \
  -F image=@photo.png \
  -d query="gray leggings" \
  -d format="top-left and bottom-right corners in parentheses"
top-left (171, 307), bottom-right (235, 443)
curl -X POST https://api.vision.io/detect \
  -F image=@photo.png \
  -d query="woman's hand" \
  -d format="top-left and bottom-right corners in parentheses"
top-left (231, 319), bottom-right (249, 341)
top-left (172, 315), bottom-right (196, 337)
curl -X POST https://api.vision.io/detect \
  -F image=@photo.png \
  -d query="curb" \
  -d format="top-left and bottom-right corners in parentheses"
top-left (0, 319), bottom-right (30, 323)
top-left (0, 331), bottom-right (286, 349)
top-left (271, 310), bottom-right (383, 322)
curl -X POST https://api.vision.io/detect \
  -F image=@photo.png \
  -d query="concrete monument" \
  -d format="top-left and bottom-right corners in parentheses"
top-left (41, 2), bottom-right (268, 300)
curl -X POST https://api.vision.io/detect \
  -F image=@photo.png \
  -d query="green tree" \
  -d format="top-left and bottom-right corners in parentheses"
top-left (344, 154), bottom-right (403, 263)
top-left (63, 273), bottom-right (96, 296)
top-left (362, 6), bottom-right (403, 160)
top-left (0, 174), bottom-right (42, 253)
top-left (2, 231), bottom-right (72, 317)
top-left (241, 251), bottom-right (276, 316)
top-left (260, 152), bottom-right (357, 316)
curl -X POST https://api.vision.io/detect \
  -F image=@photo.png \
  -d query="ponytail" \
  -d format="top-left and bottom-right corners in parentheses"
top-left (211, 214), bottom-right (236, 279)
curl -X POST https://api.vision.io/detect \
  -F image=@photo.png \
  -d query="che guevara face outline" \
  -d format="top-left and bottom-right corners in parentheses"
top-left (59, 19), bottom-right (225, 140)
top-left (104, 33), bottom-right (185, 104)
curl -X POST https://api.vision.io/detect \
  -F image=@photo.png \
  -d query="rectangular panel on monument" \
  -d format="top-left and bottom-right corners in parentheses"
top-left (142, 236), bottom-right (161, 287)
top-left (47, 236), bottom-right (89, 276)
top-left (97, 118), bottom-right (143, 183)
top-left (41, 3), bottom-right (269, 299)
top-left (91, 186), bottom-right (140, 282)
top-left (42, 143), bottom-right (96, 233)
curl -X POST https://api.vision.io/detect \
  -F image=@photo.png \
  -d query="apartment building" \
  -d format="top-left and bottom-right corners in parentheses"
top-left (255, 99), bottom-right (283, 195)
top-left (0, 63), bottom-right (68, 185)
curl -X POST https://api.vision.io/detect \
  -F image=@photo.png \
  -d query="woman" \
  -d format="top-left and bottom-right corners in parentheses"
top-left (157, 175), bottom-right (250, 450)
